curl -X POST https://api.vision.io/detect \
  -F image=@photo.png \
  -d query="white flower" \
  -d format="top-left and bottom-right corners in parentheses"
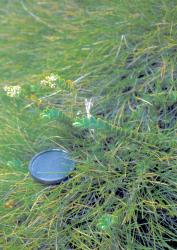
top-left (40, 80), bottom-right (48, 86)
top-left (85, 98), bottom-right (93, 119)
top-left (40, 73), bottom-right (58, 89)
top-left (49, 83), bottom-right (56, 89)
top-left (46, 74), bottom-right (58, 82)
top-left (3, 85), bottom-right (21, 97)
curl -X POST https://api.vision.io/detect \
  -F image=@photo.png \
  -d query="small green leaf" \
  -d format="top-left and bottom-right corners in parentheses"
top-left (41, 108), bottom-right (61, 120)
top-left (97, 214), bottom-right (115, 231)
top-left (72, 121), bottom-right (83, 127)
top-left (72, 116), bottom-right (109, 129)
top-left (30, 84), bottom-right (39, 93)
top-left (7, 159), bottom-right (23, 168)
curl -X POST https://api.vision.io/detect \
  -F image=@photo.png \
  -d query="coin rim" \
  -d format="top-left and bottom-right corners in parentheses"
top-left (28, 149), bottom-right (74, 185)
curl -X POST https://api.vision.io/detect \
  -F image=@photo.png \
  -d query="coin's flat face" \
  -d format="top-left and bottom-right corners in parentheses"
top-left (29, 149), bottom-right (75, 184)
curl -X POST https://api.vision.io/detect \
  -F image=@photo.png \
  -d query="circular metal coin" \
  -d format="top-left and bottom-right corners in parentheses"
top-left (29, 149), bottom-right (75, 185)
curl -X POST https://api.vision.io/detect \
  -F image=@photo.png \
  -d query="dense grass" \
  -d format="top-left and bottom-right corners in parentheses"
top-left (0, 0), bottom-right (177, 249)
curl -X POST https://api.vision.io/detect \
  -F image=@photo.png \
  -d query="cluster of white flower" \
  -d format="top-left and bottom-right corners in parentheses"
top-left (3, 85), bottom-right (21, 97)
top-left (40, 73), bottom-right (58, 89)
